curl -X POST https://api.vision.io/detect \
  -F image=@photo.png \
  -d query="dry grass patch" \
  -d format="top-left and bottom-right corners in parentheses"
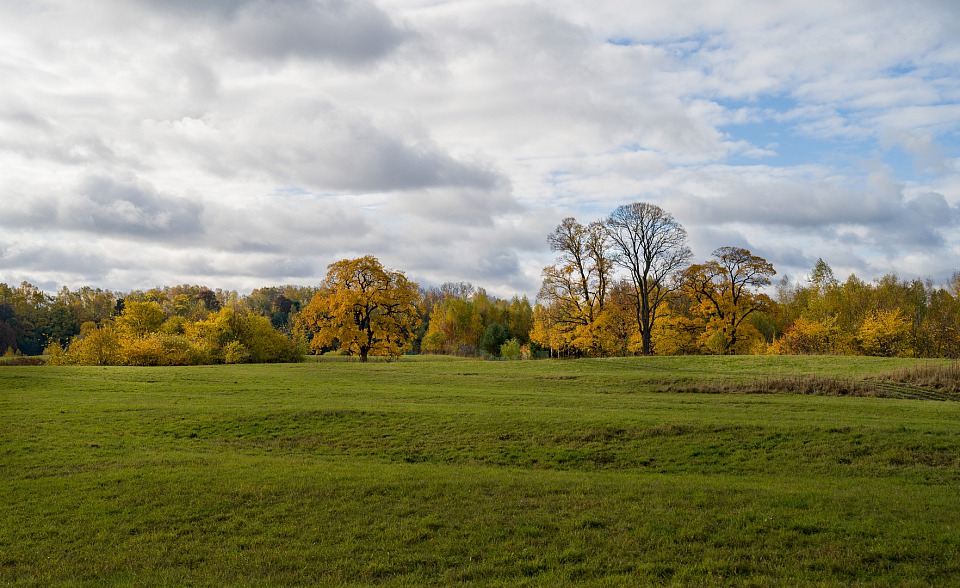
top-left (655, 361), bottom-right (960, 401)
top-left (876, 361), bottom-right (960, 394)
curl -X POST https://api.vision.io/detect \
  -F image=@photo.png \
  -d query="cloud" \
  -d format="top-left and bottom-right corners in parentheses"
top-left (666, 166), bottom-right (960, 252)
top-left (391, 183), bottom-right (521, 227)
top-left (141, 99), bottom-right (504, 193)
top-left (2, 0), bottom-right (960, 296)
top-left (1, 175), bottom-right (204, 239)
top-left (224, 0), bottom-right (410, 64)
top-left (71, 176), bottom-right (206, 238)
top-left (0, 240), bottom-right (113, 284)
top-left (124, 0), bottom-right (410, 65)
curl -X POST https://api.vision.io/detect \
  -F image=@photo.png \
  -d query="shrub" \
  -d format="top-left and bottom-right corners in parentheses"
top-left (500, 338), bottom-right (522, 360)
top-left (772, 316), bottom-right (843, 355)
top-left (223, 341), bottom-right (251, 364)
top-left (858, 309), bottom-right (910, 357)
top-left (0, 356), bottom-right (46, 366)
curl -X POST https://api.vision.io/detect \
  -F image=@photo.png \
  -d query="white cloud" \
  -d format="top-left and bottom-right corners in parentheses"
top-left (2, 0), bottom-right (960, 296)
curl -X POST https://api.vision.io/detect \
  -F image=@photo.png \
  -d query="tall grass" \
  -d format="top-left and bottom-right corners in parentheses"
top-left (878, 361), bottom-right (960, 393)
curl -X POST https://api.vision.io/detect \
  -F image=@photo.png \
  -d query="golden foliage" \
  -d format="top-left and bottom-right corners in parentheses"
top-left (682, 247), bottom-right (775, 355)
top-left (771, 316), bottom-right (847, 355)
top-left (51, 303), bottom-right (301, 366)
top-left (300, 256), bottom-right (421, 362)
top-left (116, 301), bottom-right (165, 338)
top-left (857, 308), bottom-right (910, 357)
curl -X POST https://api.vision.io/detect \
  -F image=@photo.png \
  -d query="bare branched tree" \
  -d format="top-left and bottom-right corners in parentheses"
top-left (538, 218), bottom-right (613, 355)
top-left (606, 202), bottom-right (692, 355)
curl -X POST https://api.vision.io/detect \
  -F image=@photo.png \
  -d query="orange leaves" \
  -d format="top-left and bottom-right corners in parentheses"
top-left (301, 256), bottom-right (421, 362)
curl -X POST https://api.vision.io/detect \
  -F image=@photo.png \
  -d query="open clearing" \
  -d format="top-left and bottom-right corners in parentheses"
top-left (2, 356), bottom-right (959, 586)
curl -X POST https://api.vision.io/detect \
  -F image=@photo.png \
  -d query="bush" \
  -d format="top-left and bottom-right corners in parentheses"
top-left (50, 306), bottom-right (303, 366)
top-left (500, 338), bottom-right (522, 360)
top-left (858, 309), bottom-right (910, 357)
top-left (223, 341), bottom-right (251, 364)
top-left (772, 316), bottom-right (843, 355)
top-left (0, 356), bottom-right (46, 366)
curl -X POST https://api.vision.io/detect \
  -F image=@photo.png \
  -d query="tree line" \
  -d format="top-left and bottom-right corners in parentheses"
top-left (531, 202), bottom-right (960, 358)
top-left (0, 258), bottom-right (535, 365)
top-left (2, 202), bottom-right (959, 364)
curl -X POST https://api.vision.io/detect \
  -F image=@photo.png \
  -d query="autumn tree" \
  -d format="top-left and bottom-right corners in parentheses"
top-left (54, 321), bottom-right (122, 365)
top-left (601, 279), bottom-right (641, 356)
top-left (421, 283), bottom-right (533, 357)
top-left (188, 306), bottom-right (303, 364)
top-left (857, 308), bottom-right (910, 357)
top-left (536, 218), bottom-right (613, 356)
top-left (920, 284), bottom-right (960, 357)
top-left (116, 301), bottom-right (165, 338)
top-left (770, 316), bottom-right (843, 355)
top-left (605, 202), bottom-right (691, 355)
top-left (421, 295), bottom-right (482, 355)
top-left (529, 303), bottom-right (567, 358)
top-left (683, 247), bottom-right (775, 354)
top-left (300, 256), bottom-right (421, 362)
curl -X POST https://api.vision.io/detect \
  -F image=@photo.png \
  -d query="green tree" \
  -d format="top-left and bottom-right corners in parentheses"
top-left (480, 323), bottom-right (512, 357)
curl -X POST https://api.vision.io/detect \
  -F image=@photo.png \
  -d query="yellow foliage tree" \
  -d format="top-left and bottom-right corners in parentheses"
top-left (682, 247), bottom-right (775, 354)
top-left (535, 218), bottom-right (612, 357)
top-left (771, 316), bottom-right (847, 355)
top-left (649, 303), bottom-right (698, 356)
top-left (187, 307), bottom-right (302, 364)
top-left (605, 202), bottom-right (692, 355)
top-left (59, 322), bottom-right (122, 365)
top-left (857, 308), bottom-right (910, 357)
top-left (300, 256), bottom-right (421, 362)
top-left (529, 303), bottom-right (576, 358)
top-left (120, 333), bottom-right (204, 366)
top-left (116, 301), bottom-right (165, 338)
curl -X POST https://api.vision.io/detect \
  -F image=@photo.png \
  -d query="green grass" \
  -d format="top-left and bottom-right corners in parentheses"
top-left (2, 356), bottom-right (960, 586)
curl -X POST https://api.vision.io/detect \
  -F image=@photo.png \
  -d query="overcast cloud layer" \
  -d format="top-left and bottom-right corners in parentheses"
top-left (2, 0), bottom-right (960, 297)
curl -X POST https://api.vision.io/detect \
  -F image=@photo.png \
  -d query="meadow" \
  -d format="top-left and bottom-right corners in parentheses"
top-left (2, 355), bottom-right (959, 586)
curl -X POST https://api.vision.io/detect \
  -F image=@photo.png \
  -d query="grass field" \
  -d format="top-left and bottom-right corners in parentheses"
top-left (2, 355), bottom-right (960, 586)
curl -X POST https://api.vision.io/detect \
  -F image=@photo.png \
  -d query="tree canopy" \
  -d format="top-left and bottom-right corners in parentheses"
top-left (299, 256), bottom-right (421, 362)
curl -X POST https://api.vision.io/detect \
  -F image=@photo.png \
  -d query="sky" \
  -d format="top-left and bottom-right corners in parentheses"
top-left (2, 0), bottom-right (960, 299)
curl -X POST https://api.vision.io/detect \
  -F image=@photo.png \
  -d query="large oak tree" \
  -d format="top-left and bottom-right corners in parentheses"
top-left (683, 246), bottom-right (775, 354)
top-left (301, 256), bottom-right (421, 362)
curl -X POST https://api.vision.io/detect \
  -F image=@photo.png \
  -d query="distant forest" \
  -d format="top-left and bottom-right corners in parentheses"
top-left (2, 261), bottom-right (958, 364)
top-left (2, 204), bottom-right (959, 364)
